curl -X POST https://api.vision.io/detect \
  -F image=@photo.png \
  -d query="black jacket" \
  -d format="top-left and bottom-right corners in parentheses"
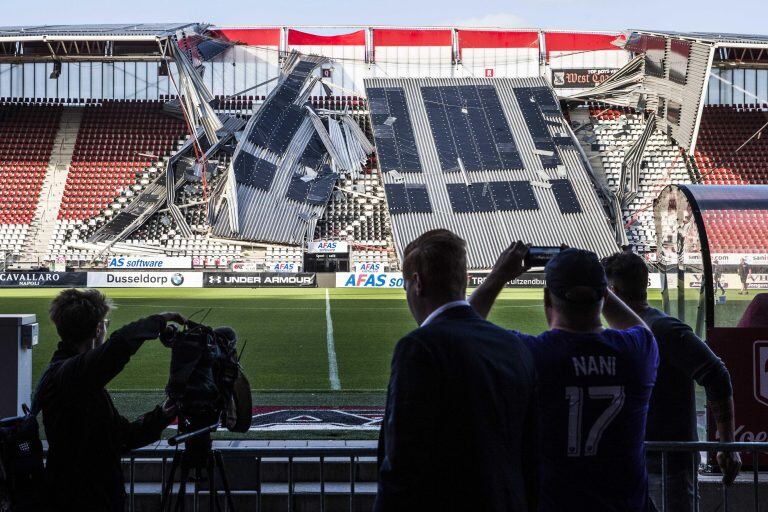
top-left (36, 315), bottom-right (172, 512)
top-left (375, 305), bottom-right (538, 512)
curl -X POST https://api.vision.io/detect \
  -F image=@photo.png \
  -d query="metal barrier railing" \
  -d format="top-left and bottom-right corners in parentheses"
top-left (645, 441), bottom-right (768, 512)
top-left (116, 442), bottom-right (767, 512)
top-left (124, 445), bottom-right (379, 512)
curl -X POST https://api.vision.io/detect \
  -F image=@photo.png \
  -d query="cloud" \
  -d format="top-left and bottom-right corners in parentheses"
top-left (453, 12), bottom-right (528, 28)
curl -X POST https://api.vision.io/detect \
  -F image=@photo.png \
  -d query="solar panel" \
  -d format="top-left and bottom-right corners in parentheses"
top-left (384, 183), bottom-right (410, 214)
top-left (384, 182), bottom-right (433, 214)
top-left (532, 87), bottom-right (560, 114)
top-left (459, 85), bottom-right (502, 171)
top-left (513, 87), bottom-right (561, 168)
top-left (233, 151), bottom-right (277, 191)
top-left (467, 182), bottom-right (496, 212)
top-left (510, 181), bottom-right (539, 210)
top-left (446, 183), bottom-right (474, 213)
top-left (550, 179), bottom-right (582, 214)
top-left (307, 169), bottom-right (337, 205)
top-left (286, 174), bottom-right (312, 203)
top-left (489, 181), bottom-right (517, 211)
top-left (405, 183), bottom-right (432, 213)
top-left (368, 87), bottom-right (422, 173)
top-left (267, 104), bottom-right (305, 155)
top-left (300, 132), bottom-right (326, 169)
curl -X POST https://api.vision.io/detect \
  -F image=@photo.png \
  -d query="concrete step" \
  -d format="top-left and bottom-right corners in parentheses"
top-left (126, 483), bottom-right (376, 512)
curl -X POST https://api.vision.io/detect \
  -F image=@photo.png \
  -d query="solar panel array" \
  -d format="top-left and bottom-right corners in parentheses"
top-left (234, 152), bottom-right (277, 191)
top-left (368, 87), bottom-right (422, 173)
top-left (446, 181), bottom-right (539, 213)
top-left (421, 85), bottom-right (523, 172)
top-left (286, 166), bottom-right (337, 205)
top-left (513, 87), bottom-right (562, 168)
top-left (384, 183), bottom-right (433, 214)
top-left (550, 179), bottom-right (582, 214)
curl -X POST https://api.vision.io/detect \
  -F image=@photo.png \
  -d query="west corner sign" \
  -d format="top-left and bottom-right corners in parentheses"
top-left (0, 272), bottom-right (86, 288)
top-left (552, 68), bottom-right (616, 89)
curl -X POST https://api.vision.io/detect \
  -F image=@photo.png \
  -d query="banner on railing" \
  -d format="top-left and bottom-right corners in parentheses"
top-left (0, 272), bottom-right (86, 288)
top-left (203, 272), bottom-right (317, 288)
top-left (86, 272), bottom-right (203, 288)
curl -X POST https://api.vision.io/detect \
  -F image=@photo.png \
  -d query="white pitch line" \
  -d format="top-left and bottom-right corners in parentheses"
top-left (325, 289), bottom-right (341, 390)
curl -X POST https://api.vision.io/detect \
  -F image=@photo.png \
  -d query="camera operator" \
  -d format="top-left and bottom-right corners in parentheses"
top-left (35, 289), bottom-right (186, 511)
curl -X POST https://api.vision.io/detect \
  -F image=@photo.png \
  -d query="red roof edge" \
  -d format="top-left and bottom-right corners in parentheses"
top-left (373, 29), bottom-right (452, 47)
top-left (209, 28), bottom-right (281, 47)
top-left (288, 28), bottom-right (366, 46)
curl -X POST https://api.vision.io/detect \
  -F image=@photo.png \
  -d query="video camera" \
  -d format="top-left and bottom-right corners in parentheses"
top-left (161, 320), bottom-right (251, 436)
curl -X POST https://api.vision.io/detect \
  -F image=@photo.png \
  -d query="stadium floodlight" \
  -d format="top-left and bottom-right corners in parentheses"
top-left (387, 170), bottom-right (404, 183)
top-left (49, 61), bottom-right (61, 80)
top-left (533, 149), bottom-right (554, 157)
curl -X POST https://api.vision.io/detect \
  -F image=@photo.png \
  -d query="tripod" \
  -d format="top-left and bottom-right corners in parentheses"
top-left (160, 423), bottom-right (236, 512)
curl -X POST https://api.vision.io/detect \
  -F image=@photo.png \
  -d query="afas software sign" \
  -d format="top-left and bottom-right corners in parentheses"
top-left (106, 256), bottom-right (192, 269)
top-left (86, 272), bottom-right (203, 288)
top-left (308, 241), bottom-right (348, 254)
top-left (203, 272), bottom-right (317, 288)
top-left (336, 272), bottom-right (404, 288)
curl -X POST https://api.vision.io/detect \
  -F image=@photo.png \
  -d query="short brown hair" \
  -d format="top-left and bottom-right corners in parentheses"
top-left (602, 251), bottom-right (649, 302)
top-left (402, 229), bottom-right (467, 300)
top-left (50, 289), bottom-right (112, 343)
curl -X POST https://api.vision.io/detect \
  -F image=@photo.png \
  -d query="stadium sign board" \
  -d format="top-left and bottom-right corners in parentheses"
top-left (106, 256), bottom-right (192, 269)
top-left (308, 241), bottom-right (348, 254)
top-left (552, 68), bottom-right (616, 88)
top-left (86, 272), bottom-right (203, 288)
top-left (0, 272), bottom-right (86, 288)
top-left (468, 272), bottom-right (545, 288)
top-left (231, 261), bottom-right (261, 272)
top-left (336, 272), bottom-right (404, 288)
top-left (203, 272), bottom-right (317, 288)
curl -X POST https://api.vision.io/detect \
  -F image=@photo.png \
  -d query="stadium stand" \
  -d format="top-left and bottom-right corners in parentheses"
top-left (695, 104), bottom-right (768, 185)
top-left (46, 101), bottom-right (188, 262)
top-left (577, 103), bottom-right (692, 253)
top-left (702, 209), bottom-right (768, 253)
top-left (0, 102), bottom-right (62, 257)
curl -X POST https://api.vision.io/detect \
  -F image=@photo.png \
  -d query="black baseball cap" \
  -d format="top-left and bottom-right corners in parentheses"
top-left (545, 248), bottom-right (607, 303)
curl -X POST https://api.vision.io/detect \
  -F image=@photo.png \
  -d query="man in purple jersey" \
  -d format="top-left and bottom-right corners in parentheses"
top-left (470, 243), bottom-right (659, 512)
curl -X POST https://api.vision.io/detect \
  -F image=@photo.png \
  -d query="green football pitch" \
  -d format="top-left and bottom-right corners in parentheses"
top-left (0, 287), bottom-right (757, 393)
top-left (1, 286), bottom-right (756, 437)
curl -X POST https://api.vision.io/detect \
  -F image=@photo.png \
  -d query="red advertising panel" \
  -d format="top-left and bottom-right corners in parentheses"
top-left (707, 328), bottom-right (768, 469)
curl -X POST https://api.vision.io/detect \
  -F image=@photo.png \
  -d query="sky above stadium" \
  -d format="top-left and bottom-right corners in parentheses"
top-left (2, 0), bottom-right (764, 35)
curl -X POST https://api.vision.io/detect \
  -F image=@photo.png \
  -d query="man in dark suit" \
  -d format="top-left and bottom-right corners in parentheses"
top-left (374, 229), bottom-right (537, 512)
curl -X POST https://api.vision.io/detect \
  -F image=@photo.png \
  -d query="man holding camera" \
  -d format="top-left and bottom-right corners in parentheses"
top-left (470, 243), bottom-right (658, 511)
top-left (35, 289), bottom-right (186, 511)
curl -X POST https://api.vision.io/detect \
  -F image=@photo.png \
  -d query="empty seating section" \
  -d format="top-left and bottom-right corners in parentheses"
top-left (317, 165), bottom-right (390, 245)
top-left (351, 248), bottom-right (390, 271)
top-left (702, 210), bottom-right (768, 254)
top-left (695, 105), bottom-right (768, 185)
top-left (58, 101), bottom-right (186, 221)
top-left (0, 102), bottom-right (61, 255)
top-left (264, 246), bottom-right (303, 270)
top-left (586, 104), bottom-right (691, 252)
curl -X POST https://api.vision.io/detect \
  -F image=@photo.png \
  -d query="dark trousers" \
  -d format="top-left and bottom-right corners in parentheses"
top-left (648, 470), bottom-right (698, 512)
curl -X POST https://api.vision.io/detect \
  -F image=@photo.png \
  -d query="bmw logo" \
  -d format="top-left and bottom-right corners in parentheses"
top-left (171, 273), bottom-right (184, 286)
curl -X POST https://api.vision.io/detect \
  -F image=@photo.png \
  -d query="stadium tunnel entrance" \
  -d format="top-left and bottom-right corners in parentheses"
top-left (655, 184), bottom-right (768, 454)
